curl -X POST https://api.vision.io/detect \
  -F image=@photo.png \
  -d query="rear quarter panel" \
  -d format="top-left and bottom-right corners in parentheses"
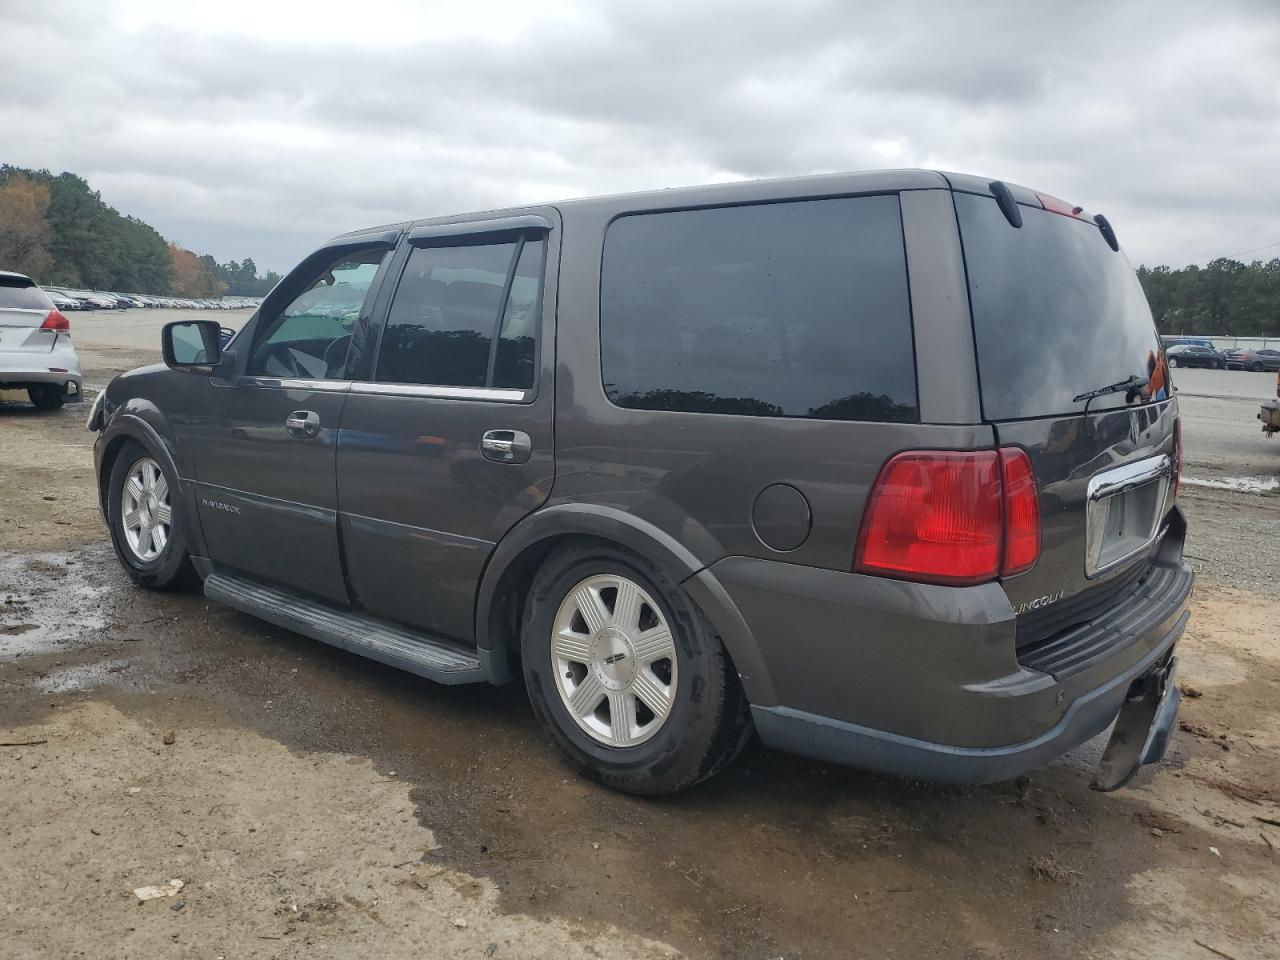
top-left (551, 185), bottom-right (992, 574)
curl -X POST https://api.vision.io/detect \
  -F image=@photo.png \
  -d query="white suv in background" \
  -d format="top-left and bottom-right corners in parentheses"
top-left (0, 271), bottom-right (83, 408)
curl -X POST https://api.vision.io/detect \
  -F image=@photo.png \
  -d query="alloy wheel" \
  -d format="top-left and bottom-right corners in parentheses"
top-left (550, 573), bottom-right (678, 747)
top-left (120, 457), bottom-right (171, 562)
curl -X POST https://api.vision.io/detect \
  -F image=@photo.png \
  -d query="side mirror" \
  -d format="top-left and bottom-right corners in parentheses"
top-left (162, 320), bottom-right (223, 371)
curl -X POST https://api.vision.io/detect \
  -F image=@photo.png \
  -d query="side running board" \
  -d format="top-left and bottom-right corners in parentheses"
top-left (204, 572), bottom-right (495, 685)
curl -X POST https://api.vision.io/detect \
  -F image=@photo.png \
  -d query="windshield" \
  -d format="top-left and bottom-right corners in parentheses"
top-left (956, 193), bottom-right (1167, 420)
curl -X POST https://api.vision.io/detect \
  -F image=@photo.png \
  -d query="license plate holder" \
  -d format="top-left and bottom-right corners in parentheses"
top-left (1085, 453), bottom-right (1173, 577)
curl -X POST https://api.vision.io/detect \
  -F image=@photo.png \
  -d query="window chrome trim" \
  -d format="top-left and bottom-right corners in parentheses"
top-left (348, 381), bottom-right (529, 402)
top-left (239, 377), bottom-right (352, 392)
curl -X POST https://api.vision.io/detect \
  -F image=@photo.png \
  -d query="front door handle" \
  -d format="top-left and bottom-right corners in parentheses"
top-left (285, 410), bottom-right (321, 439)
top-left (480, 429), bottom-right (532, 464)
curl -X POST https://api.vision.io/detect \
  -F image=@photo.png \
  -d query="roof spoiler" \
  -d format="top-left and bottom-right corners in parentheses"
top-left (1094, 213), bottom-right (1120, 252)
top-left (988, 181), bottom-right (1022, 228)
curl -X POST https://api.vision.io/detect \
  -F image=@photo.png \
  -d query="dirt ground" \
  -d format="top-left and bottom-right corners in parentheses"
top-left (1, 333), bottom-right (1279, 959)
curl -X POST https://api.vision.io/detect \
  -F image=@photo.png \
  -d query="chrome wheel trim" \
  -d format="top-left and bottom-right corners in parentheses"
top-left (120, 457), bottom-right (171, 562)
top-left (551, 573), bottom-right (678, 748)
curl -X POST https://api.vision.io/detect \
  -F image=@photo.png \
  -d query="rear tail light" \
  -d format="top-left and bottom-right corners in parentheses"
top-left (999, 448), bottom-right (1040, 576)
top-left (854, 448), bottom-right (1040, 586)
top-left (1172, 417), bottom-right (1182, 500)
top-left (40, 309), bottom-right (70, 332)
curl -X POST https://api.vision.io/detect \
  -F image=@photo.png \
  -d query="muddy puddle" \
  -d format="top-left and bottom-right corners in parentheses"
top-left (0, 550), bottom-right (111, 658)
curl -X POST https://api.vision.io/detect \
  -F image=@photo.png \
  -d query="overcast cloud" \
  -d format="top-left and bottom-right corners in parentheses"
top-left (2, 0), bottom-right (1278, 273)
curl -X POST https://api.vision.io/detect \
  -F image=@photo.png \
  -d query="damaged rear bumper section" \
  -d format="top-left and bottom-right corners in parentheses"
top-left (751, 613), bottom-right (1186, 787)
top-left (716, 516), bottom-right (1194, 788)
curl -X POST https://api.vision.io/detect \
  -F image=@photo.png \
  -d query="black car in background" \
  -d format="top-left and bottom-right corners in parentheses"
top-left (1166, 343), bottom-right (1226, 369)
top-left (1224, 348), bottom-right (1280, 372)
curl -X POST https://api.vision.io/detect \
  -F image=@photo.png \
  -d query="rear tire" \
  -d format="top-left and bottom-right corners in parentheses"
top-left (106, 440), bottom-right (197, 590)
top-left (520, 540), bottom-right (752, 795)
top-left (1168, 357), bottom-right (1179, 368)
top-left (28, 385), bottom-right (65, 409)
top-left (1252, 362), bottom-right (1264, 372)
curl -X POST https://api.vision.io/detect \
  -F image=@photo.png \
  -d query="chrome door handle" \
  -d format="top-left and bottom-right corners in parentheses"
top-left (480, 429), bottom-right (532, 464)
top-left (285, 410), bottom-right (321, 438)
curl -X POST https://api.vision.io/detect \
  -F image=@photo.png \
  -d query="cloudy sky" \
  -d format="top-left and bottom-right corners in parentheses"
top-left (3, 0), bottom-right (1278, 274)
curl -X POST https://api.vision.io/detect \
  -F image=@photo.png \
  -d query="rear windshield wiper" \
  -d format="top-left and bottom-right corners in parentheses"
top-left (1073, 374), bottom-right (1149, 405)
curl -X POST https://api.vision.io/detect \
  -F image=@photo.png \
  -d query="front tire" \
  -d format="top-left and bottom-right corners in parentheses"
top-left (28, 384), bottom-right (65, 409)
top-left (106, 440), bottom-right (197, 590)
top-left (520, 540), bottom-right (752, 795)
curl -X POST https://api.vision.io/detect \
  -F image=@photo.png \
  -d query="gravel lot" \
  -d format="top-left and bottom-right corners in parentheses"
top-left (1, 318), bottom-right (1277, 959)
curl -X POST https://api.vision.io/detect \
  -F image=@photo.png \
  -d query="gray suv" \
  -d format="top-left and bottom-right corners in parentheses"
top-left (89, 170), bottom-right (1192, 795)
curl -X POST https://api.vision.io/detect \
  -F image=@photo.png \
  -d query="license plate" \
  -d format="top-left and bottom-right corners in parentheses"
top-left (1085, 453), bottom-right (1173, 577)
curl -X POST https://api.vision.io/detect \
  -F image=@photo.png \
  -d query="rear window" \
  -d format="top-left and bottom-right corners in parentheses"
top-left (0, 279), bottom-right (53, 311)
top-left (955, 193), bottom-right (1165, 421)
top-left (600, 196), bottom-right (918, 422)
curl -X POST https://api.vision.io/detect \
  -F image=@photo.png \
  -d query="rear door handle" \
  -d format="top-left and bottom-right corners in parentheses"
top-left (480, 429), bottom-right (532, 464)
top-left (285, 410), bottom-right (321, 439)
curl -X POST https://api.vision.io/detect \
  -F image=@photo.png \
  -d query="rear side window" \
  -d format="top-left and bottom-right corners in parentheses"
top-left (376, 237), bottom-right (545, 390)
top-left (0, 279), bottom-right (53, 310)
top-left (956, 193), bottom-right (1165, 421)
top-left (600, 196), bottom-right (917, 422)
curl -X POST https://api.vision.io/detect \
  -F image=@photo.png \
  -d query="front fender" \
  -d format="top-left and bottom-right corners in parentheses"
top-left (95, 405), bottom-right (207, 558)
top-left (475, 502), bottom-right (778, 705)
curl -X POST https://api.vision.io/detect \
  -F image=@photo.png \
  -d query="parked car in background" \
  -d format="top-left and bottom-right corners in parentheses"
top-left (47, 290), bottom-right (82, 311)
top-left (1161, 336), bottom-right (1215, 350)
top-left (1166, 344), bottom-right (1225, 368)
top-left (63, 291), bottom-right (98, 310)
top-left (0, 271), bottom-right (82, 408)
top-left (1224, 348), bottom-right (1280, 372)
top-left (90, 170), bottom-right (1190, 797)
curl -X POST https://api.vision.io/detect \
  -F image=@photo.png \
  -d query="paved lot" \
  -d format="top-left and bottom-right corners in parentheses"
top-left (0, 332), bottom-right (1277, 959)
top-left (68, 307), bottom-right (252, 352)
top-left (1174, 366), bottom-right (1279, 403)
top-left (1172, 368), bottom-right (1280, 484)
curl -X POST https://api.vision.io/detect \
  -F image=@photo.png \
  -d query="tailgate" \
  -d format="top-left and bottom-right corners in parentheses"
top-left (0, 307), bottom-right (56, 352)
top-left (994, 405), bottom-right (1177, 637)
top-left (953, 185), bottom-right (1178, 642)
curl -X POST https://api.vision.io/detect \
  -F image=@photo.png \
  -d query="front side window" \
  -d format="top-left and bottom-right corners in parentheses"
top-left (599, 196), bottom-right (918, 422)
top-left (376, 236), bottom-right (545, 390)
top-left (246, 248), bottom-right (387, 379)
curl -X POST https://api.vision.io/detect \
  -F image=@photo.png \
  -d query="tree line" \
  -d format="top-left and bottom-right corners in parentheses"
top-left (0, 165), bottom-right (280, 298)
top-left (1138, 258), bottom-right (1280, 337)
